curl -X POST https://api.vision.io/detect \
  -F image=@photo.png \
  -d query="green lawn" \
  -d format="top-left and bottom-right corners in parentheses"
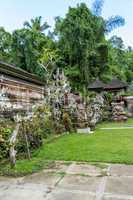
top-left (97, 118), bottom-right (133, 128)
top-left (1, 118), bottom-right (133, 176)
top-left (40, 129), bottom-right (133, 163)
top-left (39, 118), bottom-right (133, 164)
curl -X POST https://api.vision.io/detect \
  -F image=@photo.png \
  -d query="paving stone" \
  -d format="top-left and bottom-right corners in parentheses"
top-left (0, 176), bottom-right (23, 189)
top-left (110, 164), bottom-right (133, 177)
top-left (0, 176), bottom-right (21, 183)
top-left (1, 163), bottom-right (133, 199)
top-left (105, 177), bottom-right (133, 196)
top-left (22, 172), bottom-right (61, 187)
top-left (0, 184), bottom-right (49, 200)
top-left (66, 163), bottom-right (103, 176)
top-left (43, 162), bottom-right (70, 173)
top-left (58, 174), bottom-right (102, 192)
top-left (47, 188), bottom-right (95, 200)
top-left (103, 194), bottom-right (133, 200)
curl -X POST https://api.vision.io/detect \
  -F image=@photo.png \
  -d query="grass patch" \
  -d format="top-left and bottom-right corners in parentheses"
top-left (97, 118), bottom-right (133, 128)
top-left (0, 159), bottom-right (55, 177)
top-left (39, 129), bottom-right (133, 164)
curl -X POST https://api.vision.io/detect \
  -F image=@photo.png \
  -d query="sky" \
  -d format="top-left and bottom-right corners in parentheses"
top-left (0, 0), bottom-right (133, 47)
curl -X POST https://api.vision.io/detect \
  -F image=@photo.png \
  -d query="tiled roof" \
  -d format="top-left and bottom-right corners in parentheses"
top-left (104, 78), bottom-right (128, 90)
top-left (0, 61), bottom-right (44, 86)
top-left (88, 79), bottom-right (105, 90)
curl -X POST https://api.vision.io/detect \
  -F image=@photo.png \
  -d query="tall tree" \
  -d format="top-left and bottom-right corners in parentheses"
top-left (0, 27), bottom-right (12, 62)
top-left (54, 3), bottom-right (108, 90)
top-left (108, 36), bottom-right (133, 82)
top-left (11, 29), bottom-right (47, 75)
top-left (109, 35), bottom-right (124, 49)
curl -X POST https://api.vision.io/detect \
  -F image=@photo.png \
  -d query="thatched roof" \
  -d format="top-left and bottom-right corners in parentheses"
top-left (88, 79), bottom-right (105, 90)
top-left (0, 61), bottom-right (44, 86)
top-left (104, 78), bottom-right (128, 91)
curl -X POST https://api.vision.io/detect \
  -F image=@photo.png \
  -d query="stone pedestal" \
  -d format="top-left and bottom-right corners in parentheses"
top-left (111, 101), bottom-right (127, 121)
top-left (76, 103), bottom-right (88, 128)
top-left (77, 127), bottom-right (93, 134)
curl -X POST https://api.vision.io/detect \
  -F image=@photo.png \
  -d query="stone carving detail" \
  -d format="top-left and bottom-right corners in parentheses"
top-left (0, 74), bottom-right (44, 118)
top-left (46, 69), bottom-right (105, 130)
top-left (88, 94), bottom-right (105, 128)
top-left (111, 101), bottom-right (127, 121)
top-left (0, 86), bottom-right (12, 116)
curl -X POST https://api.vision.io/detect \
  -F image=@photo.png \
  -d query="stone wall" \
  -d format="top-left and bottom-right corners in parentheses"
top-left (0, 72), bottom-right (44, 118)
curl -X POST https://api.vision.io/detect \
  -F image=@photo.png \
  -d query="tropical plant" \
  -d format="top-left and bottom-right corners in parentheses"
top-left (0, 27), bottom-right (12, 62)
top-left (54, 3), bottom-right (109, 90)
top-left (24, 16), bottom-right (50, 33)
top-left (91, 0), bottom-right (125, 33)
top-left (11, 28), bottom-right (51, 79)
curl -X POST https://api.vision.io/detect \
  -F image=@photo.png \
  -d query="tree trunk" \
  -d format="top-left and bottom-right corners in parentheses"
top-left (9, 123), bottom-right (20, 168)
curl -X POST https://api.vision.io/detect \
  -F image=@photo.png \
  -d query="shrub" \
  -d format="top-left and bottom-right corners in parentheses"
top-left (0, 125), bottom-right (12, 160)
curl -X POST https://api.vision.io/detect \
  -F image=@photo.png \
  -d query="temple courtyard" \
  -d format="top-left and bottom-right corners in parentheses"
top-left (1, 162), bottom-right (133, 200)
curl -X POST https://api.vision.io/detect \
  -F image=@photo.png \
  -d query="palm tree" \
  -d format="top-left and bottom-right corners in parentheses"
top-left (91, 0), bottom-right (125, 33)
top-left (24, 16), bottom-right (50, 33)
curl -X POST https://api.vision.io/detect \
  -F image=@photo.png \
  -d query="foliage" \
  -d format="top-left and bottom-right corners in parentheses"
top-left (105, 16), bottom-right (125, 33)
top-left (16, 106), bottom-right (55, 156)
top-left (0, 27), bottom-right (12, 62)
top-left (0, 106), bottom-right (56, 161)
top-left (0, 123), bottom-right (13, 160)
top-left (39, 47), bottom-right (61, 82)
top-left (0, 2), bottom-right (131, 90)
top-left (0, 159), bottom-right (54, 177)
top-left (92, 0), bottom-right (104, 16)
top-left (0, 17), bottom-right (57, 82)
top-left (24, 16), bottom-right (50, 33)
top-left (91, 0), bottom-right (125, 33)
top-left (54, 3), bottom-right (108, 90)
top-left (108, 36), bottom-right (133, 83)
top-left (11, 29), bottom-right (47, 77)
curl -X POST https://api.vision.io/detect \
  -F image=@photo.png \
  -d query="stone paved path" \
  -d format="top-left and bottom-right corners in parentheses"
top-left (1, 162), bottom-right (133, 200)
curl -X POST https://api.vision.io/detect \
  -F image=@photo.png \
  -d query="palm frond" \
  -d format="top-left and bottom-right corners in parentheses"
top-left (105, 15), bottom-right (125, 33)
top-left (31, 19), bottom-right (35, 25)
top-left (23, 21), bottom-right (32, 29)
top-left (92, 0), bottom-right (104, 16)
top-left (40, 22), bottom-right (50, 32)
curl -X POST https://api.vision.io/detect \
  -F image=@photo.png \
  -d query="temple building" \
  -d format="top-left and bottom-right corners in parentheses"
top-left (88, 79), bottom-right (105, 92)
top-left (88, 78), bottom-right (128, 93)
top-left (104, 78), bottom-right (128, 92)
top-left (0, 61), bottom-right (45, 116)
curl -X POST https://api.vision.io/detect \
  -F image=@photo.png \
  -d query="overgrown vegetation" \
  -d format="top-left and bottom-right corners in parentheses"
top-left (0, 122), bottom-right (13, 160)
top-left (0, 104), bottom-right (73, 162)
top-left (0, 106), bottom-right (54, 161)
